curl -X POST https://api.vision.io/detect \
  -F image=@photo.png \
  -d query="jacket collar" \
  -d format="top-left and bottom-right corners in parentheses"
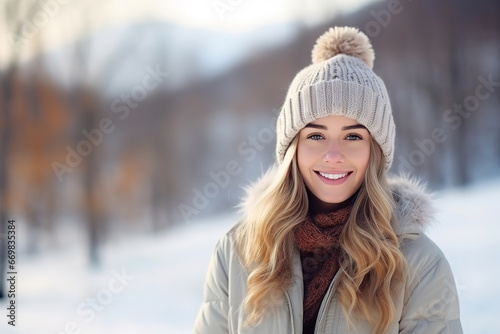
top-left (238, 165), bottom-right (435, 239)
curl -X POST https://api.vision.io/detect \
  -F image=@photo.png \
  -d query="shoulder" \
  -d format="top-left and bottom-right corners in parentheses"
top-left (400, 233), bottom-right (449, 285)
top-left (211, 224), bottom-right (247, 275)
top-left (212, 224), bottom-right (239, 262)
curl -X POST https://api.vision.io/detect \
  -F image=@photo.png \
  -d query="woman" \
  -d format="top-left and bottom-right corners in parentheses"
top-left (194, 26), bottom-right (462, 334)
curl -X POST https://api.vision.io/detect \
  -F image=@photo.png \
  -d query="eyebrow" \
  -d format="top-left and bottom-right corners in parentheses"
top-left (304, 123), bottom-right (367, 131)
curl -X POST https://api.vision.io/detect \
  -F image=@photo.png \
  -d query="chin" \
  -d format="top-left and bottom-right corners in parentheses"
top-left (315, 191), bottom-right (352, 204)
top-left (319, 196), bottom-right (350, 204)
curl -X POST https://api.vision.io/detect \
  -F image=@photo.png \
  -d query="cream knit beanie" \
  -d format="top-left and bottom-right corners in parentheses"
top-left (276, 26), bottom-right (395, 170)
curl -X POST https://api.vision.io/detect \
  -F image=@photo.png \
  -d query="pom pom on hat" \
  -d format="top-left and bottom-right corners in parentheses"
top-left (311, 26), bottom-right (375, 69)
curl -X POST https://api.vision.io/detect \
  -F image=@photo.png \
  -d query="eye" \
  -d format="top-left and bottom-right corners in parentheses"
top-left (345, 133), bottom-right (363, 141)
top-left (306, 133), bottom-right (324, 141)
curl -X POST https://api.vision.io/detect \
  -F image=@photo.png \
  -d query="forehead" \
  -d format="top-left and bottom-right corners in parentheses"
top-left (308, 115), bottom-right (359, 125)
top-left (303, 115), bottom-right (368, 131)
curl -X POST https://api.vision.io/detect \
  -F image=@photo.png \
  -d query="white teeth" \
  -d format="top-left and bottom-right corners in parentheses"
top-left (319, 172), bottom-right (348, 180)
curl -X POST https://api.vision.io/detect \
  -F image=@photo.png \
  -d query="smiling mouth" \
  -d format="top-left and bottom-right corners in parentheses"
top-left (316, 171), bottom-right (352, 180)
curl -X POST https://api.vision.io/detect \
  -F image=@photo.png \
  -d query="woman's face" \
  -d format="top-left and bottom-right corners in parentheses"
top-left (297, 115), bottom-right (371, 209)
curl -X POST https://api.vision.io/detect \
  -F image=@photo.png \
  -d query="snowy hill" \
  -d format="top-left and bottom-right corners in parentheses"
top-left (1, 177), bottom-right (499, 333)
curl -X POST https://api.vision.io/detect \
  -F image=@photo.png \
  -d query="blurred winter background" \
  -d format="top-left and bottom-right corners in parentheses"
top-left (0, 0), bottom-right (499, 333)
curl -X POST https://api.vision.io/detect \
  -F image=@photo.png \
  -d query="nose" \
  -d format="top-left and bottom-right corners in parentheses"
top-left (323, 142), bottom-right (345, 163)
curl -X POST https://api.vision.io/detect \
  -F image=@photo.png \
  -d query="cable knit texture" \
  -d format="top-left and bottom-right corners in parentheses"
top-left (276, 26), bottom-right (395, 170)
top-left (294, 205), bottom-right (352, 334)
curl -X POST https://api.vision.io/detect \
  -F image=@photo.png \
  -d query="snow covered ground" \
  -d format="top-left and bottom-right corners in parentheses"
top-left (1, 177), bottom-right (499, 334)
top-left (426, 177), bottom-right (500, 334)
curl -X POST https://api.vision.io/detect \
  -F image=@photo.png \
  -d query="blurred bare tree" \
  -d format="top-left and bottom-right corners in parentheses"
top-left (0, 0), bottom-right (41, 299)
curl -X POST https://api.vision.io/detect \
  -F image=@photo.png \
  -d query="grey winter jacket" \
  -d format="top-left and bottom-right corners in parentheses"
top-left (193, 170), bottom-right (463, 333)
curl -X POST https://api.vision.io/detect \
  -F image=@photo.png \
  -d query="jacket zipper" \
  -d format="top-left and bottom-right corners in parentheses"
top-left (285, 290), bottom-right (295, 334)
top-left (314, 271), bottom-right (340, 333)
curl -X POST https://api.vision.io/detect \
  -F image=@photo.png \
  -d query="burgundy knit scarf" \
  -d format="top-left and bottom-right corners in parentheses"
top-left (293, 205), bottom-right (351, 334)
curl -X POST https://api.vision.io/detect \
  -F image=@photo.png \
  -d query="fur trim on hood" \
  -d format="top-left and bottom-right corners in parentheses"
top-left (238, 166), bottom-right (435, 238)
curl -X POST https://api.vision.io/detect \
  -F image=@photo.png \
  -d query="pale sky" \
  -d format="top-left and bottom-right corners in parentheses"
top-left (1, 0), bottom-right (376, 67)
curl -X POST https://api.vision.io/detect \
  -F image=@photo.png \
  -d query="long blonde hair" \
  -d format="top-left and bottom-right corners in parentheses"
top-left (234, 136), bottom-right (408, 333)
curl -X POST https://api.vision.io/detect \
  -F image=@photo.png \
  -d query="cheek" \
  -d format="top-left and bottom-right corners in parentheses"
top-left (349, 144), bottom-right (370, 173)
top-left (296, 141), bottom-right (308, 177)
top-left (297, 140), bottom-right (322, 185)
top-left (360, 147), bottom-right (371, 174)
top-left (297, 139), bottom-right (315, 168)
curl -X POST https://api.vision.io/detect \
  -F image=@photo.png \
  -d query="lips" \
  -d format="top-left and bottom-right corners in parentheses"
top-left (315, 170), bottom-right (352, 185)
top-left (318, 171), bottom-right (349, 180)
